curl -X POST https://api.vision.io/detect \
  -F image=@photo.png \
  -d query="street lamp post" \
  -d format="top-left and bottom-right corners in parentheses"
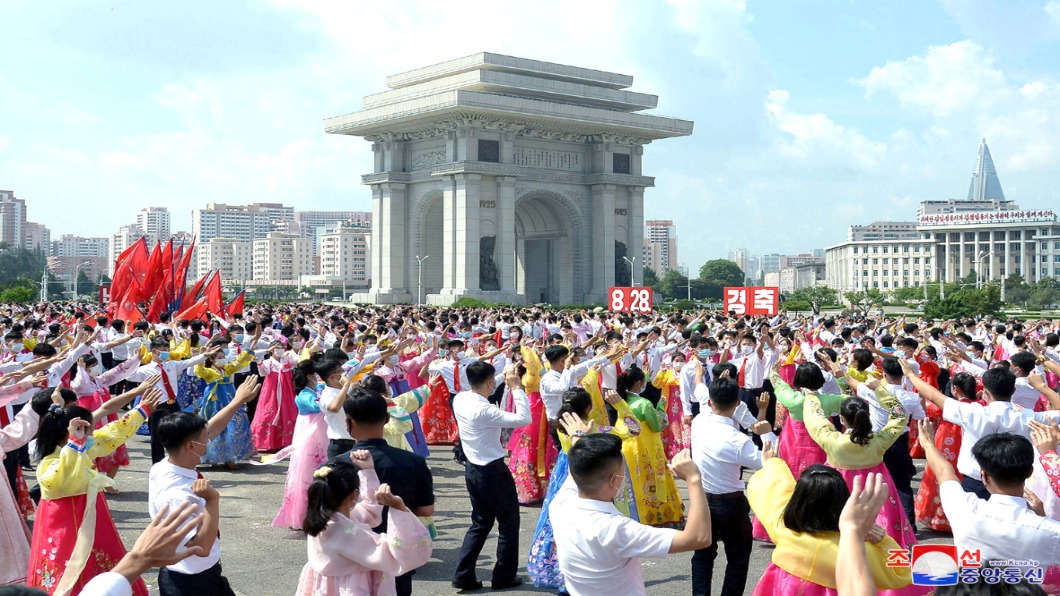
top-left (71, 261), bottom-right (92, 298)
top-left (679, 265), bottom-right (691, 301)
top-left (415, 255), bottom-right (430, 305)
top-left (929, 265), bottom-right (945, 300)
top-left (622, 256), bottom-right (636, 287)
top-left (976, 250), bottom-right (995, 290)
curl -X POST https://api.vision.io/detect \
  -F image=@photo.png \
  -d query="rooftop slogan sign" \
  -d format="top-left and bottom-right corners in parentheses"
top-left (918, 210), bottom-right (1056, 227)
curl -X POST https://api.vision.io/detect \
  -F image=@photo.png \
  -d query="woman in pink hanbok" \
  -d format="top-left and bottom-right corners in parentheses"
top-left (252, 340), bottom-right (299, 451)
top-left (0, 378), bottom-right (50, 587)
top-left (70, 354), bottom-right (140, 485)
top-left (272, 360), bottom-right (332, 529)
top-left (296, 453), bottom-right (431, 596)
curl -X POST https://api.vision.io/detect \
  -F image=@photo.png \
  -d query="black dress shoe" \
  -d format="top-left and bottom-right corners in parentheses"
top-left (451, 579), bottom-right (484, 591)
top-left (491, 577), bottom-right (525, 591)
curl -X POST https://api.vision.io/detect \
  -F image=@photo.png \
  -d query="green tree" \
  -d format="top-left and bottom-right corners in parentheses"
top-left (1027, 278), bottom-right (1060, 309)
top-left (787, 286), bottom-right (839, 315)
top-left (844, 289), bottom-right (885, 316)
top-left (657, 269), bottom-right (688, 301)
top-left (924, 285), bottom-right (1001, 319)
top-left (0, 287), bottom-right (33, 303)
top-left (1004, 273), bottom-right (1031, 305)
top-left (699, 259), bottom-right (745, 287)
top-left (642, 266), bottom-right (660, 288)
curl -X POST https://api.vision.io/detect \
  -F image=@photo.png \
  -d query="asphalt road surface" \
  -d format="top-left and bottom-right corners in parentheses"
top-left (27, 436), bottom-right (949, 595)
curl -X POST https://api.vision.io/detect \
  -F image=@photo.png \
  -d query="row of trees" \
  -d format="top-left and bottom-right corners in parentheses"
top-left (644, 260), bottom-right (746, 301)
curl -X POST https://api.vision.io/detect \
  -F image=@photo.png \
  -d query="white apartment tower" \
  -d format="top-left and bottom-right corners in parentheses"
top-left (192, 203), bottom-right (295, 244)
top-left (197, 238), bottom-right (253, 284)
top-left (136, 207), bottom-right (171, 245)
top-left (319, 224), bottom-right (371, 284)
top-left (252, 232), bottom-right (313, 282)
top-left (643, 219), bottom-right (677, 273)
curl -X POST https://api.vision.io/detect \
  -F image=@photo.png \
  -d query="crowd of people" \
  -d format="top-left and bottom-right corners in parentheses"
top-left (0, 301), bottom-right (1058, 595)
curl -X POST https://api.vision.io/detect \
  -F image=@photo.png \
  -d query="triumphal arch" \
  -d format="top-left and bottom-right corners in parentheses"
top-left (327, 52), bottom-right (692, 305)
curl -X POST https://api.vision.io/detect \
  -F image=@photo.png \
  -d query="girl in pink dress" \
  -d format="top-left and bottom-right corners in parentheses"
top-left (252, 340), bottom-right (299, 451)
top-left (272, 359), bottom-right (331, 529)
top-left (296, 454), bottom-right (432, 596)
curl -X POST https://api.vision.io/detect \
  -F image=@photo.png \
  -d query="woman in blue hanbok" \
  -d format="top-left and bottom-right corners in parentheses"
top-left (195, 340), bottom-right (256, 468)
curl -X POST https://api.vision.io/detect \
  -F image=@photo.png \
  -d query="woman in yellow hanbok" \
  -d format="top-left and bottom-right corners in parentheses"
top-left (617, 365), bottom-right (683, 526)
top-left (194, 338), bottom-right (256, 468)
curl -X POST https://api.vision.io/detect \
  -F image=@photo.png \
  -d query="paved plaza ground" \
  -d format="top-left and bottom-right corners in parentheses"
top-left (29, 436), bottom-right (950, 595)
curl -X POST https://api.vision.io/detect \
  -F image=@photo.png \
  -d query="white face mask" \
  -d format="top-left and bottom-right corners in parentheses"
top-left (741, 345), bottom-right (754, 356)
top-left (89, 365), bottom-right (102, 376)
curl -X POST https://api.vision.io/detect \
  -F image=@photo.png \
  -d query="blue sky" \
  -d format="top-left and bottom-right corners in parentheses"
top-left (2, 0), bottom-right (1059, 269)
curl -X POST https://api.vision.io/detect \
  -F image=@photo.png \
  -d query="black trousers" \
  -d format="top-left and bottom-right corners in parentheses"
top-left (454, 458), bottom-right (520, 585)
top-left (149, 402), bottom-right (182, 464)
top-left (883, 431), bottom-right (917, 529)
top-left (237, 361), bottom-right (260, 422)
top-left (641, 381), bottom-right (662, 407)
top-left (395, 570), bottom-right (414, 596)
top-left (327, 439), bottom-right (356, 461)
top-left (2, 452), bottom-right (18, 499)
top-left (109, 357), bottom-right (127, 397)
top-left (158, 562), bottom-right (235, 596)
top-left (738, 386), bottom-right (774, 447)
top-left (961, 475), bottom-right (991, 500)
top-left (691, 492), bottom-right (753, 596)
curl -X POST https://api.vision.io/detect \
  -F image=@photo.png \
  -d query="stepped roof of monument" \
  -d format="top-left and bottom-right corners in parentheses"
top-left (325, 52), bottom-right (693, 141)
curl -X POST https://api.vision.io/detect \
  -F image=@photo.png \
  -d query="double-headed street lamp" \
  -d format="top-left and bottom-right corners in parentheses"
top-left (622, 256), bottom-right (637, 287)
top-left (71, 261), bottom-right (93, 298)
top-left (416, 254), bottom-right (430, 305)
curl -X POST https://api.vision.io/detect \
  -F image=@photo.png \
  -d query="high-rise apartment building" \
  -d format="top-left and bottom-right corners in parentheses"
top-left (197, 237), bottom-right (253, 284)
top-left (24, 222), bottom-right (51, 253)
top-left (727, 248), bottom-right (749, 276)
top-left (252, 232), bottom-right (313, 282)
top-left (319, 224), bottom-right (371, 285)
top-left (0, 191), bottom-right (27, 248)
top-left (192, 203), bottom-right (295, 244)
top-left (52, 234), bottom-right (110, 258)
top-left (643, 220), bottom-right (677, 274)
top-left (136, 207), bottom-right (171, 246)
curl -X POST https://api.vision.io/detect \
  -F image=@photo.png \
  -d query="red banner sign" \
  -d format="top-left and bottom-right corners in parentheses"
top-left (724, 286), bottom-right (778, 316)
top-left (608, 287), bottom-right (653, 313)
top-left (99, 284), bottom-right (110, 305)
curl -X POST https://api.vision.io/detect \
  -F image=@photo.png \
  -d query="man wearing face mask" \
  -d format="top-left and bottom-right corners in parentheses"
top-left (722, 328), bottom-right (777, 439)
top-left (680, 334), bottom-right (717, 421)
top-left (150, 376), bottom-right (261, 595)
top-left (126, 337), bottom-right (226, 463)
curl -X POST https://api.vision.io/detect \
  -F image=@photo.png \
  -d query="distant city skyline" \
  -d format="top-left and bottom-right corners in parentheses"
top-left (3, 2), bottom-right (1060, 263)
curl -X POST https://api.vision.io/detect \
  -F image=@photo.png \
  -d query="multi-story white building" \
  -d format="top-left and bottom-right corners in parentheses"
top-left (0, 190), bottom-right (27, 249)
top-left (24, 222), bottom-right (51, 253)
top-left (108, 225), bottom-right (145, 275)
top-left (136, 207), bottom-right (171, 246)
top-left (318, 224), bottom-right (371, 286)
top-left (192, 203), bottom-right (295, 244)
top-left (728, 248), bottom-right (750, 276)
top-left (196, 237), bottom-right (253, 284)
top-left (643, 219), bottom-right (677, 274)
top-left (52, 234), bottom-right (110, 258)
top-left (252, 232), bottom-right (312, 282)
top-left (759, 253), bottom-right (781, 276)
top-left (825, 140), bottom-right (1060, 293)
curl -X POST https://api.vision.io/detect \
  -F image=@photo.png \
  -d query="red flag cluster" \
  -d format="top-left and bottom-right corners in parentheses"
top-left (105, 236), bottom-right (246, 324)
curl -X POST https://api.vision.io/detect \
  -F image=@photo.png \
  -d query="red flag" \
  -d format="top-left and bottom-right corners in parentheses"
top-left (174, 296), bottom-right (208, 322)
top-left (174, 239), bottom-right (196, 307)
top-left (109, 237), bottom-right (149, 312)
top-left (223, 290), bottom-right (245, 318)
top-left (114, 284), bottom-right (145, 324)
top-left (180, 271), bottom-right (211, 311)
top-left (140, 242), bottom-right (164, 301)
top-left (202, 273), bottom-right (223, 315)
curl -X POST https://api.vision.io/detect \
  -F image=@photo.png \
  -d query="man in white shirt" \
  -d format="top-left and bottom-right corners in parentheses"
top-left (690, 375), bottom-right (774, 596)
top-left (451, 361), bottom-right (531, 591)
top-left (919, 419), bottom-right (1060, 573)
top-left (1011, 351), bottom-right (1060, 410)
top-left (879, 357), bottom-right (926, 531)
top-left (539, 344), bottom-right (614, 423)
top-left (126, 337), bottom-right (220, 463)
top-left (149, 377), bottom-right (260, 595)
top-left (549, 434), bottom-right (710, 596)
top-left (903, 361), bottom-right (1060, 500)
top-left (725, 330), bottom-right (776, 442)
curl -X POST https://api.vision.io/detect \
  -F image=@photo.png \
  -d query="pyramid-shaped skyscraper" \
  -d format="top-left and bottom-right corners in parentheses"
top-left (967, 138), bottom-right (1005, 201)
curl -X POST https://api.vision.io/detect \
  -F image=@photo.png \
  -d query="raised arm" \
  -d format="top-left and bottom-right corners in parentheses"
top-left (918, 419), bottom-right (959, 485)
top-left (898, 358), bottom-right (947, 409)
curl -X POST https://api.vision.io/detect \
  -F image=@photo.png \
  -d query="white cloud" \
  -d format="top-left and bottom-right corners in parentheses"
top-left (859, 40), bottom-right (1008, 117)
top-left (765, 89), bottom-right (886, 169)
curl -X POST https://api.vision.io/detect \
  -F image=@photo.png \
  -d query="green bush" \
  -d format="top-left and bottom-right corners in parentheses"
top-left (0, 287), bottom-right (33, 303)
top-left (451, 297), bottom-right (489, 308)
top-left (673, 299), bottom-right (696, 312)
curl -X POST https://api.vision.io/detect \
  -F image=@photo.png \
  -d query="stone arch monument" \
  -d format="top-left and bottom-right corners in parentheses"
top-left (326, 52), bottom-right (693, 305)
